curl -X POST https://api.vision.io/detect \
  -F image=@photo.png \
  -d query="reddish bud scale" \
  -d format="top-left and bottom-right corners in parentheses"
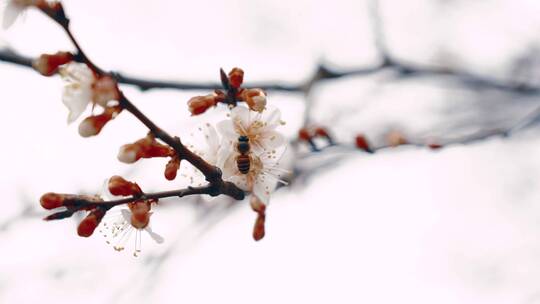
top-left (33, 51), bottom-right (73, 76)
top-left (355, 134), bottom-right (372, 152)
top-left (239, 88), bottom-right (266, 112)
top-left (77, 208), bottom-right (106, 237)
top-left (253, 213), bottom-right (266, 241)
top-left (78, 106), bottom-right (121, 138)
top-left (298, 128), bottom-right (312, 141)
top-left (143, 142), bottom-right (175, 158)
top-left (228, 67), bottom-right (244, 89)
top-left (428, 142), bottom-right (443, 150)
top-left (314, 127), bottom-right (329, 138)
top-left (164, 156), bottom-right (181, 181)
top-left (108, 175), bottom-right (142, 197)
top-left (187, 94), bottom-right (218, 116)
top-left (39, 192), bottom-right (65, 210)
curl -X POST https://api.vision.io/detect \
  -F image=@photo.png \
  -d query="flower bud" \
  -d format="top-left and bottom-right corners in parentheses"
top-left (228, 67), bottom-right (244, 89)
top-left (355, 134), bottom-right (372, 153)
top-left (240, 88), bottom-right (266, 112)
top-left (387, 130), bottom-right (407, 147)
top-left (427, 142), bottom-right (443, 150)
top-left (187, 94), bottom-right (217, 115)
top-left (40, 192), bottom-right (65, 209)
top-left (108, 175), bottom-right (142, 196)
top-left (77, 208), bottom-right (106, 237)
top-left (78, 108), bottom-right (116, 138)
top-left (253, 212), bottom-right (266, 241)
top-left (118, 136), bottom-right (174, 164)
top-left (298, 128), bottom-right (312, 141)
top-left (32, 51), bottom-right (73, 76)
top-left (314, 127), bottom-right (329, 138)
top-left (117, 144), bottom-right (140, 164)
top-left (164, 156), bottom-right (181, 181)
top-left (143, 141), bottom-right (174, 158)
top-left (92, 76), bottom-right (120, 107)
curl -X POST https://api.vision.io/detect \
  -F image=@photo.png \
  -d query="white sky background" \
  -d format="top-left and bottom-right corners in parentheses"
top-left (1, 0), bottom-right (540, 303)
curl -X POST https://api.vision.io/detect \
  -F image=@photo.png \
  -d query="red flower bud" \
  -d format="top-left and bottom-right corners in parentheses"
top-left (77, 208), bottom-right (106, 237)
top-left (314, 127), bottom-right (329, 138)
top-left (164, 156), bottom-right (181, 181)
top-left (118, 144), bottom-right (141, 164)
top-left (228, 67), bottom-right (244, 89)
top-left (355, 134), bottom-right (372, 153)
top-left (253, 213), bottom-right (266, 241)
top-left (40, 192), bottom-right (66, 210)
top-left (187, 94), bottom-right (218, 115)
top-left (108, 175), bottom-right (142, 197)
top-left (33, 51), bottom-right (73, 76)
top-left (298, 128), bottom-right (312, 141)
top-left (428, 142), bottom-right (443, 150)
top-left (118, 135), bottom-right (174, 164)
top-left (78, 106), bottom-right (120, 138)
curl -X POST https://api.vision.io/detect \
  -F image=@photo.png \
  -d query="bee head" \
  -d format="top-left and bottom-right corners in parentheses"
top-left (238, 135), bottom-right (249, 142)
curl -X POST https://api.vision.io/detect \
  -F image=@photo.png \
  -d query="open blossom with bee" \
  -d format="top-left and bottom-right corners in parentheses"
top-left (217, 106), bottom-right (287, 202)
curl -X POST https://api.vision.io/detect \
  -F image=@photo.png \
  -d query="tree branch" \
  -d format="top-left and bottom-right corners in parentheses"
top-left (47, 8), bottom-right (244, 201)
top-left (44, 185), bottom-right (235, 221)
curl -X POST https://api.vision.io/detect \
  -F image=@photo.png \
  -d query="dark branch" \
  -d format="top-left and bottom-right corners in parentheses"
top-left (42, 8), bottom-right (245, 201)
top-left (44, 185), bottom-right (239, 221)
top-left (1, 46), bottom-right (538, 95)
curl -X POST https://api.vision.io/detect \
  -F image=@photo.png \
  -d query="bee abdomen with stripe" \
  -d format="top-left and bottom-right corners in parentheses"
top-left (236, 135), bottom-right (251, 174)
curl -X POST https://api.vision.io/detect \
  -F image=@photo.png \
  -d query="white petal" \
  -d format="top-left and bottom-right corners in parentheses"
top-left (204, 124), bottom-right (219, 154)
top-left (60, 63), bottom-right (94, 123)
top-left (253, 173), bottom-right (277, 205)
top-left (219, 149), bottom-right (237, 178)
top-left (120, 209), bottom-right (131, 222)
top-left (216, 119), bottom-right (238, 141)
top-left (215, 144), bottom-right (230, 169)
top-left (257, 130), bottom-right (286, 151)
top-left (227, 174), bottom-right (250, 191)
top-left (260, 107), bottom-right (282, 131)
top-left (230, 106), bottom-right (253, 134)
top-left (145, 226), bottom-right (164, 244)
top-left (63, 86), bottom-right (91, 123)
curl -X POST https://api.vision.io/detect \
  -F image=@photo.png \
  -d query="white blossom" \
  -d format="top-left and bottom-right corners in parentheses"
top-left (59, 63), bottom-right (119, 124)
top-left (59, 62), bottom-right (95, 123)
top-left (99, 209), bottom-right (164, 257)
top-left (217, 106), bottom-right (288, 205)
top-left (98, 179), bottom-right (164, 257)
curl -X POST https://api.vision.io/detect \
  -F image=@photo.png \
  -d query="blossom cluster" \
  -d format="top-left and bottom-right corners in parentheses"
top-left (6, 0), bottom-right (289, 255)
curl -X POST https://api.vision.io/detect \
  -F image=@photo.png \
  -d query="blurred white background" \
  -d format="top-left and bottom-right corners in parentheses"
top-left (1, 0), bottom-right (540, 303)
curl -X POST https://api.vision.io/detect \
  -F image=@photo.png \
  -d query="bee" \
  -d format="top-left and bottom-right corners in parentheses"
top-left (236, 135), bottom-right (251, 174)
